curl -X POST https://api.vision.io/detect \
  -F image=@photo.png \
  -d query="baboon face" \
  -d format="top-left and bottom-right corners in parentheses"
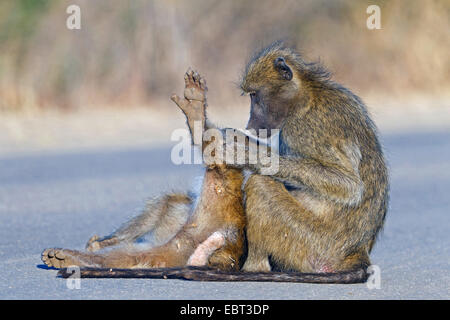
top-left (242, 56), bottom-right (297, 133)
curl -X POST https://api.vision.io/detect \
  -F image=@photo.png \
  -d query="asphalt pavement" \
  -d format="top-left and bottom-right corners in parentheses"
top-left (0, 130), bottom-right (449, 299)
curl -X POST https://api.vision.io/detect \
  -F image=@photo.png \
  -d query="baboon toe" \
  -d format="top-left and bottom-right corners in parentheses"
top-left (85, 235), bottom-right (101, 252)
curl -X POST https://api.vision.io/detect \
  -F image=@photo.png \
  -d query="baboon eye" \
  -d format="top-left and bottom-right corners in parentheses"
top-left (274, 57), bottom-right (293, 81)
top-left (249, 92), bottom-right (258, 102)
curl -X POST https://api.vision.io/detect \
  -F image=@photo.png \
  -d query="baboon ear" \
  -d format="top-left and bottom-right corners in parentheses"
top-left (274, 57), bottom-right (293, 80)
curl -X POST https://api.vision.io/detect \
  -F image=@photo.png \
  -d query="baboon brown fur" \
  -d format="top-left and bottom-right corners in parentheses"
top-left (43, 42), bottom-right (389, 283)
top-left (42, 70), bottom-right (246, 271)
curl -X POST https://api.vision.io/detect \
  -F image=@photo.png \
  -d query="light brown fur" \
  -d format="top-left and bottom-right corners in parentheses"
top-left (42, 70), bottom-right (246, 271)
top-left (43, 43), bottom-right (388, 284)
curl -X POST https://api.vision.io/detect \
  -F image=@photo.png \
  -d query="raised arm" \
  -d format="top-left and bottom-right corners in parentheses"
top-left (170, 68), bottom-right (207, 146)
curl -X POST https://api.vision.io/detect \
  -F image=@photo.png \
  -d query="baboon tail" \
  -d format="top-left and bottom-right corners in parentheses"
top-left (58, 266), bottom-right (369, 284)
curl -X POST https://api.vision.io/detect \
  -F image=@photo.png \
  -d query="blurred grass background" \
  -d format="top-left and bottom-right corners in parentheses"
top-left (0, 0), bottom-right (448, 112)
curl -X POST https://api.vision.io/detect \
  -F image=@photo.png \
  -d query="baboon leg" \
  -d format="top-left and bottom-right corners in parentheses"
top-left (86, 193), bottom-right (192, 252)
top-left (243, 174), bottom-right (338, 273)
top-left (42, 242), bottom-right (186, 269)
top-left (242, 241), bottom-right (271, 272)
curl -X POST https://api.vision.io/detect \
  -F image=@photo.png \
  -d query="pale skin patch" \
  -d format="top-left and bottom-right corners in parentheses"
top-left (187, 231), bottom-right (226, 266)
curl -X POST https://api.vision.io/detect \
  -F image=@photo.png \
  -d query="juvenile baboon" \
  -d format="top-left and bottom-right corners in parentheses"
top-left (45, 42), bottom-right (389, 283)
top-left (42, 70), bottom-right (246, 271)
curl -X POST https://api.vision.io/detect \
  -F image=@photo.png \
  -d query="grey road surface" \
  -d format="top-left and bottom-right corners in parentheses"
top-left (0, 130), bottom-right (449, 299)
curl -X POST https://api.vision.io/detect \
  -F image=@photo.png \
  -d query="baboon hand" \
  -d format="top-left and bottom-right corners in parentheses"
top-left (170, 68), bottom-right (207, 118)
top-left (183, 68), bottom-right (207, 101)
top-left (171, 68), bottom-right (207, 145)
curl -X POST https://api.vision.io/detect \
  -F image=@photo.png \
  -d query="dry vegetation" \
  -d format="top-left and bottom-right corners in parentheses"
top-left (0, 0), bottom-right (449, 112)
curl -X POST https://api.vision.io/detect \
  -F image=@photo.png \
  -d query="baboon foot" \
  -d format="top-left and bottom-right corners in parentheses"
top-left (85, 235), bottom-right (118, 252)
top-left (242, 252), bottom-right (272, 272)
top-left (41, 248), bottom-right (102, 269)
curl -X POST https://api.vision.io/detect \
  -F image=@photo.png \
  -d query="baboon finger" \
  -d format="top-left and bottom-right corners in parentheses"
top-left (193, 71), bottom-right (200, 84)
top-left (199, 77), bottom-right (207, 90)
top-left (171, 94), bottom-right (189, 112)
top-left (184, 69), bottom-right (191, 86)
top-left (186, 68), bottom-right (195, 83)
